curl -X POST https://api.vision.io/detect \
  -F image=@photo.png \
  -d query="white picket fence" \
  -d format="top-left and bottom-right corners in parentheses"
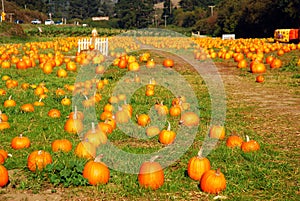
top-left (77, 37), bottom-right (109, 56)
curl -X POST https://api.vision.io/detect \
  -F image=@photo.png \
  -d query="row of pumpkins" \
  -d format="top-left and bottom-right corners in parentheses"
top-left (0, 50), bottom-right (261, 196)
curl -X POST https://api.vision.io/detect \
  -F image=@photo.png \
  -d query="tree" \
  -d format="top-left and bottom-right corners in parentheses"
top-left (115, 0), bottom-right (154, 29)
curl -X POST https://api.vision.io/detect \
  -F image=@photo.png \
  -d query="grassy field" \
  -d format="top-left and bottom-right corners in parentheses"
top-left (0, 31), bottom-right (299, 200)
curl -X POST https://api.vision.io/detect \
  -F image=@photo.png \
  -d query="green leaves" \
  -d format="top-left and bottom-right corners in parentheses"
top-left (42, 158), bottom-right (89, 187)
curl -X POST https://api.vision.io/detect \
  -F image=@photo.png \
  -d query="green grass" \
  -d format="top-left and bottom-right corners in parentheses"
top-left (0, 37), bottom-right (299, 201)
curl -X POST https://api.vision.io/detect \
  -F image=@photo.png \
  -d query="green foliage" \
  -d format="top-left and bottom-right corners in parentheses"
top-left (42, 156), bottom-right (89, 187)
top-left (281, 57), bottom-right (300, 72)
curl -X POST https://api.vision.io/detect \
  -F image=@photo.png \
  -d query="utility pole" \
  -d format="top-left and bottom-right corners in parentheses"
top-left (2, 0), bottom-right (4, 13)
top-left (208, 5), bottom-right (215, 16)
top-left (163, 15), bottom-right (168, 28)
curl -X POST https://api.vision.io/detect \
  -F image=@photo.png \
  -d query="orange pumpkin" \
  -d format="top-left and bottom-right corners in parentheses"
top-left (0, 165), bottom-right (9, 187)
top-left (159, 122), bottom-right (176, 145)
top-left (163, 58), bottom-right (174, 68)
top-left (200, 168), bottom-right (226, 194)
top-left (138, 156), bottom-right (164, 190)
top-left (187, 148), bottom-right (211, 181)
top-left (241, 135), bottom-right (260, 152)
top-left (83, 155), bottom-right (110, 185)
top-left (137, 114), bottom-right (151, 127)
top-left (48, 109), bottom-right (61, 118)
top-left (51, 139), bottom-right (73, 152)
top-left (226, 135), bottom-right (243, 148)
top-left (74, 140), bottom-right (96, 160)
top-left (27, 150), bottom-right (52, 172)
top-left (11, 134), bottom-right (31, 150)
top-left (180, 112), bottom-right (200, 127)
top-left (209, 125), bottom-right (225, 140)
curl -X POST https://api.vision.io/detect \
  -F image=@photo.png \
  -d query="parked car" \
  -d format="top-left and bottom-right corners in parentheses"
top-left (55, 21), bottom-right (63, 25)
top-left (45, 19), bottom-right (54, 25)
top-left (15, 19), bottom-right (24, 24)
top-left (31, 19), bottom-right (41, 24)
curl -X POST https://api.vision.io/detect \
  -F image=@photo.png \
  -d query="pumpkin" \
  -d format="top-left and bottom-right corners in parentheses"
top-left (270, 58), bottom-right (282, 68)
top-left (83, 155), bottom-right (110, 185)
top-left (146, 126), bottom-right (161, 137)
top-left (128, 61), bottom-right (140, 71)
top-left (159, 121), bottom-right (176, 145)
top-left (61, 96), bottom-right (71, 106)
top-left (48, 109), bottom-right (61, 118)
top-left (4, 95), bottom-right (16, 107)
top-left (241, 135), bottom-right (260, 152)
top-left (0, 119), bottom-right (10, 131)
top-left (163, 58), bottom-right (174, 68)
top-left (209, 125), bottom-right (225, 140)
top-left (0, 150), bottom-right (8, 160)
top-left (138, 155), bottom-right (164, 190)
top-left (187, 148), bottom-right (211, 181)
top-left (0, 154), bottom-right (5, 164)
top-left (137, 114), bottom-right (151, 127)
top-left (146, 59), bottom-right (155, 68)
top-left (155, 101), bottom-right (169, 116)
top-left (226, 135), bottom-right (243, 148)
top-left (57, 68), bottom-right (68, 78)
top-left (115, 107), bottom-right (130, 124)
top-left (11, 134), bottom-right (31, 150)
top-left (74, 140), bottom-right (96, 160)
top-left (68, 106), bottom-right (84, 120)
top-left (0, 165), bottom-right (9, 187)
top-left (0, 111), bottom-right (8, 122)
top-left (98, 121), bottom-right (114, 135)
top-left (180, 112), bottom-right (200, 127)
top-left (169, 105), bottom-right (181, 117)
top-left (27, 150), bottom-right (52, 172)
top-left (20, 103), bottom-right (34, 112)
top-left (200, 168), bottom-right (226, 194)
top-left (256, 75), bottom-right (265, 83)
top-left (51, 139), bottom-right (72, 152)
top-left (145, 89), bottom-right (155, 96)
top-left (64, 111), bottom-right (84, 134)
top-left (33, 98), bottom-right (45, 106)
top-left (100, 111), bottom-right (113, 121)
top-left (84, 122), bottom-right (107, 147)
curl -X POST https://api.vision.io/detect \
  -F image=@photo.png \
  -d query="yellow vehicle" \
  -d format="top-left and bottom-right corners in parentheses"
top-left (274, 29), bottom-right (299, 43)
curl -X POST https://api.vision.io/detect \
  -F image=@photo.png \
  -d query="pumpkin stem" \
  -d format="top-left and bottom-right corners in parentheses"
top-left (19, 134), bottom-right (23, 138)
top-left (84, 95), bottom-right (88, 100)
top-left (245, 135), bottom-right (250, 142)
top-left (73, 106), bottom-right (78, 119)
top-left (216, 168), bottom-right (221, 175)
top-left (38, 98), bottom-right (43, 102)
top-left (149, 155), bottom-right (161, 162)
top-left (91, 122), bottom-right (96, 133)
top-left (167, 121), bottom-right (171, 131)
top-left (94, 154), bottom-right (104, 162)
top-left (197, 147), bottom-right (203, 158)
top-left (8, 95), bottom-right (12, 100)
top-left (7, 153), bottom-right (12, 157)
top-left (38, 150), bottom-right (43, 155)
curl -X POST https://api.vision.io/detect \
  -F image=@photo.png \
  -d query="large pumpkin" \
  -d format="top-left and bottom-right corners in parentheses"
top-left (27, 150), bottom-right (52, 172)
top-left (200, 168), bottom-right (226, 194)
top-left (0, 165), bottom-right (9, 187)
top-left (83, 155), bottom-right (110, 185)
top-left (187, 149), bottom-right (211, 181)
top-left (74, 140), bottom-right (96, 160)
top-left (138, 156), bottom-right (164, 190)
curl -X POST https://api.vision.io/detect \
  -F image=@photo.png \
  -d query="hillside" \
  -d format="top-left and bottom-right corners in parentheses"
top-left (2, 1), bottom-right (47, 23)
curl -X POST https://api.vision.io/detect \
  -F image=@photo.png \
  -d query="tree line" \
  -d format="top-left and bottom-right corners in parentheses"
top-left (8, 0), bottom-right (300, 38)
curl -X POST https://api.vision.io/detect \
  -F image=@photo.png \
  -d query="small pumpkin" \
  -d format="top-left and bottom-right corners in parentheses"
top-left (11, 134), bottom-right (31, 150)
top-left (83, 155), bottom-right (110, 185)
top-left (163, 58), bottom-right (174, 68)
top-left (241, 135), bottom-right (260, 152)
top-left (169, 105), bottom-right (181, 117)
top-left (187, 148), bottom-right (211, 181)
top-left (48, 109), bottom-right (61, 118)
top-left (0, 165), bottom-right (9, 187)
top-left (74, 140), bottom-right (96, 160)
top-left (33, 98), bottom-right (45, 106)
top-left (64, 111), bottom-right (84, 134)
top-left (200, 168), bottom-right (226, 194)
top-left (209, 125), bottom-right (225, 140)
top-left (27, 150), bottom-right (52, 172)
top-left (51, 139), bottom-right (73, 152)
top-left (20, 103), bottom-right (34, 112)
top-left (146, 126), bottom-right (161, 137)
top-left (137, 114), bottom-right (151, 127)
top-left (159, 121), bottom-right (176, 145)
top-left (256, 75), bottom-right (265, 83)
top-left (138, 155), bottom-right (164, 190)
top-left (4, 95), bottom-right (16, 107)
top-left (84, 122), bottom-right (107, 147)
top-left (226, 135), bottom-right (243, 148)
top-left (180, 112), bottom-right (200, 127)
